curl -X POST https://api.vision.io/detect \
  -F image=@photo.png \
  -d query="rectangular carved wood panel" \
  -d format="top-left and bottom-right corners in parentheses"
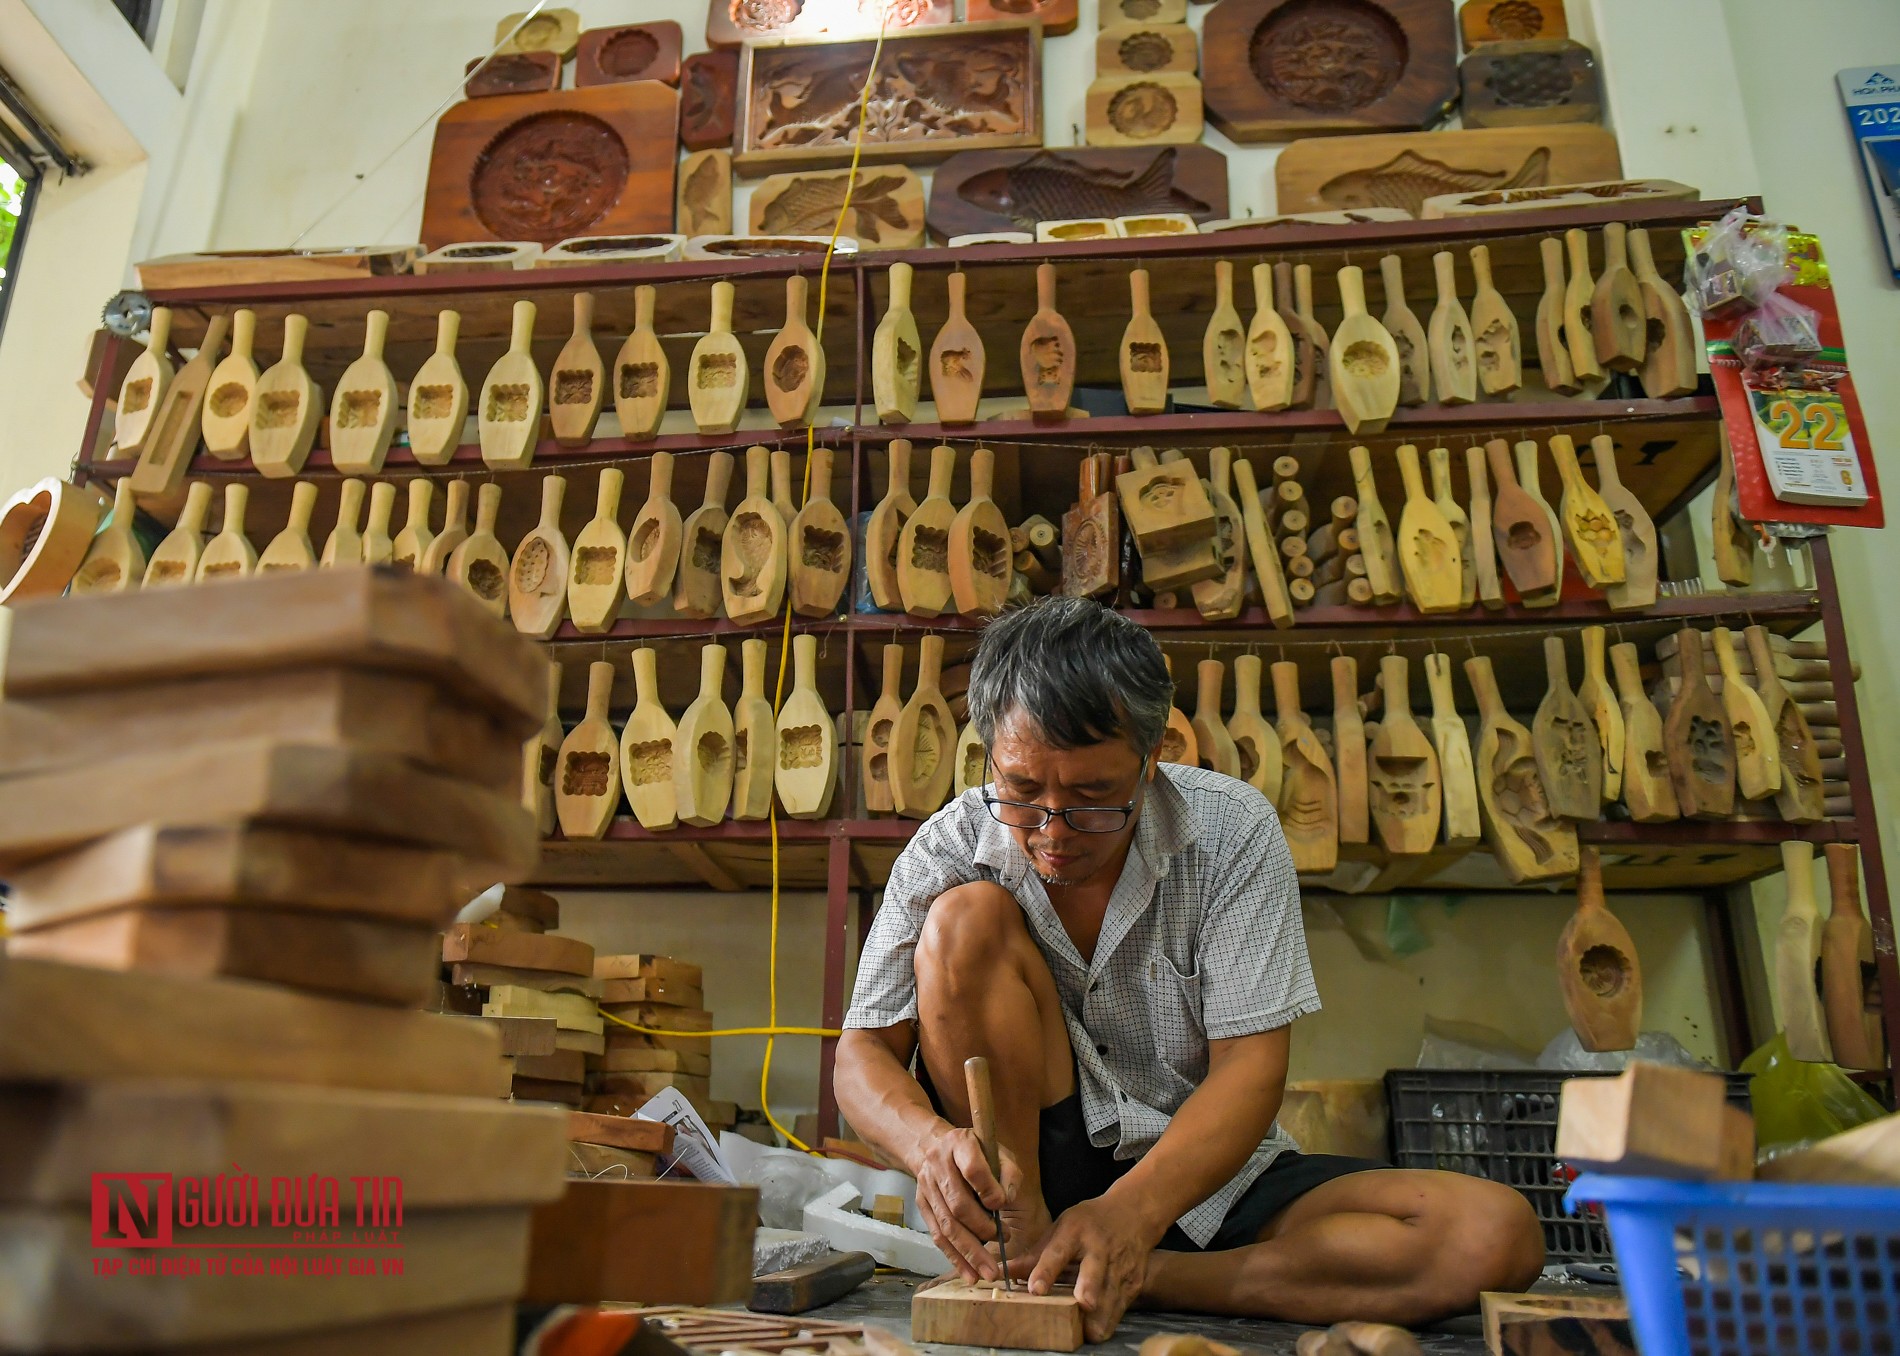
top-left (1275, 124), bottom-right (1621, 218)
top-left (1203, 0), bottom-right (1458, 141)
top-left (927, 144), bottom-right (1228, 240)
top-left (735, 20), bottom-right (1041, 173)
top-left (423, 84), bottom-right (681, 250)
top-left (970, 0), bottom-right (1077, 36)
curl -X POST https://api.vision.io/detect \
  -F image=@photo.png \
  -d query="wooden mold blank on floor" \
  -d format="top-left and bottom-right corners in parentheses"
top-left (910, 1277), bottom-right (1085, 1352)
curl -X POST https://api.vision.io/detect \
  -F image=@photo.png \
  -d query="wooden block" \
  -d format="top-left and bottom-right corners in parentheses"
top-left (132, 247), bottom-right (418, 291)
top-left (485, 986), bottom-right (603, 1035)
top-left (496, 885), bottom-right (559, 928)
top-left (1275, 124), bottom-right (1622, 218)
top-left (513, 1049), bottom-right (588, 1083)
top-left (1460, 0), bottom-right (1567, 47)
top-left (575, 22), bottom-right (682, 87)
top-left (554, 1028), bottom-right (605, 1055)
top-left (1757, 1113), bottom-right (1900, 1186)
top-left (592, 1071), bottom-right (712, 1102)
top-left (1482, 1293), bottom-right (1631, 1356)
top-left (0, 667), bottom-right (522, 790)
top-left (1459, 40), bottom-right (1600, 129)
top-left (6, 907), bottom-right (439, 1007)
top-left (736, 23), bottom-right (1041, 174)
top-left (749, 166), bottom-right (925, 248)
top-left (523, 1180), bottom-right (758, 1305)
top-left (911, 1277), bottom-right (1085, 1352)
top-left (0, 1081), bottom-right (566, 1207)
top-left (512, 1075), bottom-right (586, 1107)
top-left (749, 1251), bottom-right (876, 1315)
top-left (442, 923), bottom-right (594, 977)
top-left (485, 1015), bottom-right (559, 1056)
top-left (0, 741), bottom-right (538, 879)
top-left (972, 0), bottom-right (1075, 32)
top-left (594, 1046), bottom-right (712, 1077)
top-left (598, 975), bottom-right (704, 1007)
top-left (680, 49), bottom-right (738, 151)
top-left (595, 954), bottom-right (703, 987)
top-left (2, 825), bottom-right (470, 934)
top-left (1556, 1063), bottom-right (1750, 1180)
top-left (0, 954), bottom-right (509, 1099)
top-left (0, 568), bottom-right (545, 733)
top-left (1097, 22), bottom-right (1196, 76)
top-left (677, 148), bottom-right (732, 237)
top-left (1421, 176), bottom-right (1695, 218)
top-left (0, 1207), bottom-right (533, 1352)
top-left (871, 1194), bottom-right (908, 1225)
top-left (927, 145), bottom-right (1228, 240)
top-left (450, 963), bottom-right (603, 999)
top-left (423, 85), bottom-right (679, 249)
top-left (567, 1111), bottom-right (675, 1155)
top-left (1087, 73), bottom-right (1204, 148)
top-left (464, 51), bottom-right (560, 98)
top-left (565, 1141), bottom-right (658, 1178)
top-left (1204, 0), bottom-right (1457, 141)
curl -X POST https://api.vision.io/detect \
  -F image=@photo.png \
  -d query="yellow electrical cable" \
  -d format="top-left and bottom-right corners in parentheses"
top-left (585, 25), bottom-right (888, 1156)
top-left (752, 17), bottom-right (891, 1154)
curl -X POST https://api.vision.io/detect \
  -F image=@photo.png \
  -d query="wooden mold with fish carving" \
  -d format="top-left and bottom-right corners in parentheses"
top-left (736, 22), bottom-right (1042, 174)
top-left (1275, 124), bottom-right (1621, 218)
top-left (749, 166), bottom-right (925, 249)
top-left (927, 145), bottom-right (1228, 241)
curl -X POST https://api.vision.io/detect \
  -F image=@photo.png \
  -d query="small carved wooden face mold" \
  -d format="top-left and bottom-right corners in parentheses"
top-left (1204, 0), bottom-right (1457, 142)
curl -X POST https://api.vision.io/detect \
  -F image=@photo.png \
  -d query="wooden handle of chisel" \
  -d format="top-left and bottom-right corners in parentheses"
top-left (964, 1055), bottom-right (1003, 1183)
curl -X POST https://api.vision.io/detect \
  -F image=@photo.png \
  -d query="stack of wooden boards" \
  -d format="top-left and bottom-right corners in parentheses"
top-left (439, 886), bottom-right (600, 1107)
top-left (0, 568), bottom-right (571, 1353)
top-left (586, 954), bottom-right (734, 1136)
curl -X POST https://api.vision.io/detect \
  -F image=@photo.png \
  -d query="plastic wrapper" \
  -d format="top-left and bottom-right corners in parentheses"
top-left (1536, 1029), bottom-right (1715, 1072)
top-left (1736, 290), bottom-right (1823, 370)
top-left (1740, 1031), bottom-right (1888, 1151)
top-left (1686, 206), bottom-right (1790, 317)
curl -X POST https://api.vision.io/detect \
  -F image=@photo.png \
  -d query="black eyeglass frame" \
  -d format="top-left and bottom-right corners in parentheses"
top-left (976, 753), bottom-right (1147, 834)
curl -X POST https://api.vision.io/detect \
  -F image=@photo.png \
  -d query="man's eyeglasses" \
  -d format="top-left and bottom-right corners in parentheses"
top-left (977, 754), bottom-right (1141, 834)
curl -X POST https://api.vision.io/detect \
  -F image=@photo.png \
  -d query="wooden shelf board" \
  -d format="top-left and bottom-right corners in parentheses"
top-left (531, 814), bottom-right (1859, 893)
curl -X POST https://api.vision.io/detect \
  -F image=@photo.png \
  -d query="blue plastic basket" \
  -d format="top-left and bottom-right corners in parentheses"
top-left (1567, 1174), bottom-right (1900, 1355)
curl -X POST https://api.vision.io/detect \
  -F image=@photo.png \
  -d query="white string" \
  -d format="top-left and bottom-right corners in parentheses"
top-left (286, 0), bottom-right (553, 248)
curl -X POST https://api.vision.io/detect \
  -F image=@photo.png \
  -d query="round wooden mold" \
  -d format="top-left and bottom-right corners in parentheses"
top-left (1203, 0), bottom-right (1458, 142)
top-left (471, 113), bottom-right (630, 241)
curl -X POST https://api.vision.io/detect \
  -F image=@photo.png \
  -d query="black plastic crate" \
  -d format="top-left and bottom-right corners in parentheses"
top-left (1384, 1068), bottom-right (1754, 1262)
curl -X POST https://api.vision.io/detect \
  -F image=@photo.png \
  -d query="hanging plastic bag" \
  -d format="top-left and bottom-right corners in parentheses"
top-left (1740, 1031), bottom-right (1888, 1151)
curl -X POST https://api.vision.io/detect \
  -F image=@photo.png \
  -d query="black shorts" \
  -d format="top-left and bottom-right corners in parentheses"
top-left (919, 1061), bottom-right (1383, 1254)
top-left (1039, 1090), bottom-right (1385, 1253)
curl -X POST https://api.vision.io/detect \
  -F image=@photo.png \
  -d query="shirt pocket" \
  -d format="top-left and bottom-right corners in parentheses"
top-left (1145, 953), bottom-right (1208, 1094)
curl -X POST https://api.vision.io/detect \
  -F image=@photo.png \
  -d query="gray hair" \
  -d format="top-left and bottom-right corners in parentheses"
top-left (965, 597), bottom-right (1172, 754)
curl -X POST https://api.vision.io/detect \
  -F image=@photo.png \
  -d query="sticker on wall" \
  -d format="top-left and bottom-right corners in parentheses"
top-left (1837, 65), bottom-right (1900, 282)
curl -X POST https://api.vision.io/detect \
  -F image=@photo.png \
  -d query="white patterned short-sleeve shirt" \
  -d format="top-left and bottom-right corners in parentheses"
top-left (846, 762), bottom-right (1319, 1247)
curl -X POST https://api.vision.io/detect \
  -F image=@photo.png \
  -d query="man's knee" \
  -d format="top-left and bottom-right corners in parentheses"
top-left (1425, 1175), bottom-right (1545, 1304)
top-left (915, 881), bottom-right (1025, 987)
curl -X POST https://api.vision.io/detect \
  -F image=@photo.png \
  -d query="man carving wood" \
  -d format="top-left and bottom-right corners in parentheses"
top-left (836, 599), bottom-right (1544, 1341)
